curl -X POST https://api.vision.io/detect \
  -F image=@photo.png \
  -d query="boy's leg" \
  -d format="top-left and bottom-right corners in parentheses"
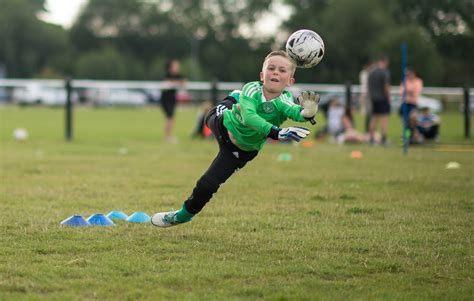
top-left (184, 100), bottom-right (257, 214)
top-left (369, 115), bottom-right (377, 143)
top-left (183, 148), bottom-right (248, 214)
top-left (380, 115), bottom-right (389, 144)
top-left (151, 148), bottom-right (247, 228)
top-left (152, 98), bottom-right (257, 227)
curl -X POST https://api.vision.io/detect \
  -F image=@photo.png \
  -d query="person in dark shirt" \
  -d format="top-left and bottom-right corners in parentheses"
top-left (161, 59), bottom-right (186, 143)
top-left (368, 56), bottom-right (391, 145)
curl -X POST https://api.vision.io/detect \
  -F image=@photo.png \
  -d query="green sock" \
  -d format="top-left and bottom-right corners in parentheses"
top-left (175, 204), bottom-right (194, 222)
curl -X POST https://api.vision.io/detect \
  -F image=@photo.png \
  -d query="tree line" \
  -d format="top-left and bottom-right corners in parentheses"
top-left (1, 0), bottom-right (473, 87)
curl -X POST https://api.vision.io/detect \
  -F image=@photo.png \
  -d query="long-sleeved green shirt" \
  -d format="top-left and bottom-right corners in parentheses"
top-left (223, 81), bottom-right (307, 151)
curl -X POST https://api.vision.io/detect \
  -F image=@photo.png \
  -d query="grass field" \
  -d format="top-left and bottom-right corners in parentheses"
top-left (0, 106), bottom-right (473, 300)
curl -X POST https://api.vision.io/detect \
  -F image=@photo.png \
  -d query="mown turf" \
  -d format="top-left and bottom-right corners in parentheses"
top-left (0, 106), bottom-right (473, 300)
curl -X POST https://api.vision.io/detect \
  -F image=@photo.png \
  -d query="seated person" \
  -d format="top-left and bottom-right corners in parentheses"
top-left (342, 114), bottom-right (374, 143)
top-left (415, 106), bottom-right (440, 142)
top-left (326, 98), bottom-right (345, 143)
top-left (192, 100), bottom-right (213, 138)
top-left (193, 91), bottom-right (243, 139)
top-left (327, 98), bottom-right (379, 144)
top-left (341, 105), bottom-right (381, 144)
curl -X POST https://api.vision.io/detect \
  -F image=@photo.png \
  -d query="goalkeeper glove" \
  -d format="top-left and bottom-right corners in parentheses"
top-left (298, 91), bottom-right (320, 124)
top-left (269, 126), bottom-right (310, 142)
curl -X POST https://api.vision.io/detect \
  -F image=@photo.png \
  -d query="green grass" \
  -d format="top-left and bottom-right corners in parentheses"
top-left (0, 106), bottom-right (473, 300)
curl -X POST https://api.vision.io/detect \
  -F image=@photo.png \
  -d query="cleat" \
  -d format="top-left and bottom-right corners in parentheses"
top-left (151, 210), bottom-right (186, 228)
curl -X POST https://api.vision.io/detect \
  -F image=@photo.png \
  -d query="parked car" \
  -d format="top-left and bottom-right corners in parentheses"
top-left (315, 92), bottom-right (442, 114)
top-left (12, 83), bottom-right (78, 106)
top-left (391, 95), bottom-right (443, 113)
top-left (86, 88), bottom-right (148, 106)
top-left (142, 88), bottom-right (192, 105)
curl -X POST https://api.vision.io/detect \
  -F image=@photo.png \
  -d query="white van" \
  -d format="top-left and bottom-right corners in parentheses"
top-left (12, 83), bottom-right (78, 105)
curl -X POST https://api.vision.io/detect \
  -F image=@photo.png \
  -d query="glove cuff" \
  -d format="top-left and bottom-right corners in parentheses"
top-left (268, 126), bottom-right (280, 140)
top-left (301, 108), bottom-right (317, 118)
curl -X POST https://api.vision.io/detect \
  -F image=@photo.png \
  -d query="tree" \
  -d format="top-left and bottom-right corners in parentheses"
top-left (375, 25), bottom-right (444, 85)
top-left (69, 0), bottom-right (276, 81)
top-left (435, 34), bottom-right (474, 86)
top-left (75, 47), bottom-right (145, 80)
top-left (390, 0), bottom-right (473, 37)
top-left (390, 0), bottom-right (474, 86)
top-left (283, 0), bottom-right (394, 84)
top-left (283, 0), bottom-right (473, 86)
top-left (0, 0), bottom-right (68, 78)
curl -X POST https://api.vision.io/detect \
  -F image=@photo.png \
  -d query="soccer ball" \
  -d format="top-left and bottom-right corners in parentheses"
top-left (286, 29), bottom-right (325, 68)
top-left (13, 128), bottom-right (29, 141)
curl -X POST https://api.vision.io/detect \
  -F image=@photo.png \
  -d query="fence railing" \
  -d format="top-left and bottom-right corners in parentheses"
top-left (0, 78), bottom-right (471, 140)
top-left (0, 78), bottom-right (471, 97)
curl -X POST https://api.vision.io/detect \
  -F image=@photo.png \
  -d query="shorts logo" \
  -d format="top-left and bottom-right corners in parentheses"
top-left (216, 104), bottom-right (227, 116)
top-left (262, 102), bottom-right (275, 113)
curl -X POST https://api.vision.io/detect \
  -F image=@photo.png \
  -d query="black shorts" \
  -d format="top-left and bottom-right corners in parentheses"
top-left (161, 91), bottom-right (177, 118)
top-left (399, 103), bottom-right (417, 117)
top-left (205, 98), bottom-right (259, 163)
top-left (371, 99), bottom-right (391, 115)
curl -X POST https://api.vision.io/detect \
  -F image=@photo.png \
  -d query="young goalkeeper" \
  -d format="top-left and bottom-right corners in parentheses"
top-left (151, 50), bottom-right (320, 227)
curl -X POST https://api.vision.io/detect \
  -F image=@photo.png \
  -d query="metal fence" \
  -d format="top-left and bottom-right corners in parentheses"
top-left (0, 78), bottom-right (471, 140)
top-left (0, 78), bottom-right (471, 105)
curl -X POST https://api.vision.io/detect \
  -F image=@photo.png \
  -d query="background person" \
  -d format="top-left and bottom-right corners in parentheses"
top-left (359, 60), bottom-right (373, 132)
top-left (341, 104), bottom-right (378, 144)
top-left (368, 56), bottom-right (391, 145)
top-left (326, 98), bottom-right (345, 144)
top-left (327, 98), bottom-right (378, 144)
top-left (399, 67), bottom-right (423, 117)
top-left (161, 58), bottom-right (186, 143)
top-left (416, 106), bottom-right (440, 143)
top-left (192, 100), bottom-right (213, 139)
top-left (400, 68), bottom-right (423, 143)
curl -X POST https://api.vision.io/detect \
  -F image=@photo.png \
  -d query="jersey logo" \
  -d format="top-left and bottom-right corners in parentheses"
top-left (232, 151), bottom-right (239, 158)
top-left (262, 102), bottom-right (275, 113)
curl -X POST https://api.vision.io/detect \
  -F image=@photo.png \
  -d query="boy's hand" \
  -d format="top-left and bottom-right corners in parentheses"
top-left (299, 91), bottom-right (320, 119)
top-left (278, 126), bottom-right (310, 142)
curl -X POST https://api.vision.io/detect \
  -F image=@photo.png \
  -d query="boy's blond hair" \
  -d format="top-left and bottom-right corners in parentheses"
top-left (263, 50), bottom-right (296, 75)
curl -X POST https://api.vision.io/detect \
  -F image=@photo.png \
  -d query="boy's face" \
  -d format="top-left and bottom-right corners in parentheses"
top-left (260, 55), bottom-right (295, 94)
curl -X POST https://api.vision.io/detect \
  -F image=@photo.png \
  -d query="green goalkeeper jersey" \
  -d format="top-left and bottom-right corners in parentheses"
top-left (223, 81), bottom-right (307, 151)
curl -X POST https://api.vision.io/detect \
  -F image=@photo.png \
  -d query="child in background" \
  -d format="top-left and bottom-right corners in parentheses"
top-left (161, 59), bottom-right (186, 143)
top-left (151, 50), bottom-right (319, 227)
top-left (415, 106), bottom-right (440, 143)
top-left (326, 98), bottom-right (345, 144)
top-left (192, 100), bottom-right (213, 139)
